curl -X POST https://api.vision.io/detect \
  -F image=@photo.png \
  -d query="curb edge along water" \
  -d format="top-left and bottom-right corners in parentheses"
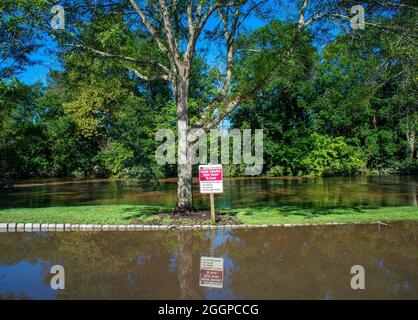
top-left (0, 221), bottom-right (389, 232)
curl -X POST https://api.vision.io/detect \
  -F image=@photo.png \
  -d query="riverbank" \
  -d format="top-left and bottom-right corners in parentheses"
top-left (0, 205), bottom-right (417, 225)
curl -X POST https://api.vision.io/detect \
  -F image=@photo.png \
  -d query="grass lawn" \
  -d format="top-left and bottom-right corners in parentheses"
top-left (0, 205), bottom-right (165, 225)
top-left (233, 206), bottom-right (418, 225)
top-left (0, 204), bottom-right (417, 225)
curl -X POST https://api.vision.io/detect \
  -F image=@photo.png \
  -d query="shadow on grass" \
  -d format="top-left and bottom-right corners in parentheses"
top-left (217, 211), bottom-right (238, 217)
top-left (239, 206), bottom-right (383, 217)
top-left (120, 206), bottom-right (165, 221)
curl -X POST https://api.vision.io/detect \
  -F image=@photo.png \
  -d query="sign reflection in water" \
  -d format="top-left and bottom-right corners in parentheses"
top-left (200, 257), bottom-right (224, 289)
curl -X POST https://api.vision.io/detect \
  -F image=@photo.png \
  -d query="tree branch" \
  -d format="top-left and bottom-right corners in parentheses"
top-left (194, 0), bottom-right (322, 132)
top-left (189, 95), bottom-right (242, 144)
top-left (74, 44), bottom-right (171, 74)
top-left (131, 68), bottom-right (170, 82)
top-left (376, 0), bottom-right (418, 11)
top-left (186, 1), bottom-right (236, 62)
top-left (331, 12), bottom-right (414, 34)
top-left (159, 0), bottom-right (181, 68)
top-left (129, 0), bottom-right (169, 55)
top-left (193, 5), bottom-right (241, 126)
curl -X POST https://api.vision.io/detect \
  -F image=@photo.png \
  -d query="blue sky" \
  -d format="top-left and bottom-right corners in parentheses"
top-left (19, 43), bottom-right (62, 84)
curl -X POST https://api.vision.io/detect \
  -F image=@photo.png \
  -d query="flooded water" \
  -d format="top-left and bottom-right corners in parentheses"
top-left (1, 222), bottom-right (417, 300)
top-left (0, 175), bottom-right (417, 209)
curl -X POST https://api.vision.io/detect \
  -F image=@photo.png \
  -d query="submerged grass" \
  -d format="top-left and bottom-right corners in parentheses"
top-left (0, 204), bottom-right (417, 225)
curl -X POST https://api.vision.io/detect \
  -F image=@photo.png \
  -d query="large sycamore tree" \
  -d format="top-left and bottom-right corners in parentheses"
top-left (81, 0), bottom-right (330, 214)
top-left (19, 0), bottom-right (416, 214)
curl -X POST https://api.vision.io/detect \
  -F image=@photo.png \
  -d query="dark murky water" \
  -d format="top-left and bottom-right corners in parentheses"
top-left (1, 175), bottom-right (417, 209)
top-left (1, 222), bottom-right (418, 299)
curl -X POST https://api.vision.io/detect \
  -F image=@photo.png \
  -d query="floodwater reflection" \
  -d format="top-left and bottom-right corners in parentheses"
top-left (1, 222), bottom-right (417, 299)
top-left (1, 175), bottom-right (417, 208)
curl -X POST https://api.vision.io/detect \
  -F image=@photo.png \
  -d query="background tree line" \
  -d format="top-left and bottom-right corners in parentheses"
top-left (0, 1), bottom-right (416, 188)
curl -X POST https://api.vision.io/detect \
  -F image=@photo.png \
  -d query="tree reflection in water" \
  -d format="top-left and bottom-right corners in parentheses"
top-left (177, 231), bottom-right (200, 299)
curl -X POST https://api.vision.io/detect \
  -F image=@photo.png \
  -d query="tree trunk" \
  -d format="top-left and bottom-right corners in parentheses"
top-left (175, 143), bottom-right (193, 215)
top-left (407, 124), bottom-right (416, 160)
top-left (405, 115), bottom-right (416, 161)
top-left (174, 73), bottom-right (193, 215)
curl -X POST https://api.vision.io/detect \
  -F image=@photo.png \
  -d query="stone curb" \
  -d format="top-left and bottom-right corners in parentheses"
top-left (0, 221), bottom-right (388, 232)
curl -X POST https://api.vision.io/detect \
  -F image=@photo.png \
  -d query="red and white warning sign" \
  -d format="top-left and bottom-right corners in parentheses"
top-left (199, 164), bottom-right (223, 194)
top-left (199, 256), bottom-right (224, 288)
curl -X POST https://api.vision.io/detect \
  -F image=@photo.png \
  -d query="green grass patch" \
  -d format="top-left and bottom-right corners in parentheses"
top-left (0, 205), bottom-right (167, 224)
top-left (233, 206), bottom-right (418, 225)
top-left (0, 204), bottom-right (417, 225)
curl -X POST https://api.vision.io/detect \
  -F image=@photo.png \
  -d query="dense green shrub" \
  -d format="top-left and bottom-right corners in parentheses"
top-left (300, 134), bottom-right (366, 176)
top-left (96, 141), bottom-right (133, 178)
